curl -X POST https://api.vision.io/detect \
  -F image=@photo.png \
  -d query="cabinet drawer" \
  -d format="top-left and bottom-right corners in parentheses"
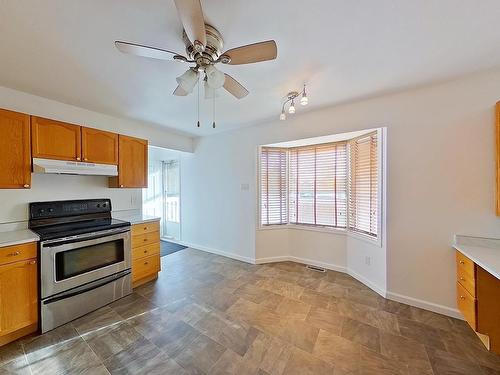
top-left (0, 242), bottom-right (37, 266)
top-left (457, 266), bottom-right (476, 297)
top-left (457, 281), bottom-right (476, 330)
top-left (132, 243), bottom-right (160, 261)
top-left (132, 254), bottom-right (160, 282)
top-left (131, 221), bottom-right (160, 237)
top-left (456, 251), bottom-right (475, 278)
top-left (131, 231), bottom-right (160, 248)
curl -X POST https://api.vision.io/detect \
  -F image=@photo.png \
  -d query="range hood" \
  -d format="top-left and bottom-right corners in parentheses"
top-left (32, 158), bottom-right (118, 176)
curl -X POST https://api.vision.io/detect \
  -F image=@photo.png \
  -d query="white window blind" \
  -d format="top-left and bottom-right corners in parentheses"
top-left (260, 147), bottom-right (287, 225)
top-left (349, 132), bottom-right (378, 237)
top-left (289, 142), bottom-right (347, 228)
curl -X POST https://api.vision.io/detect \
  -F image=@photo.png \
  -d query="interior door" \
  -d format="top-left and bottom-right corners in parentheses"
top-left (0, 109), bottom-right (31, 189)
top-left (81, 127), bottom-right (119, 164)
top-left (31, 116), bottom-right (82, 161)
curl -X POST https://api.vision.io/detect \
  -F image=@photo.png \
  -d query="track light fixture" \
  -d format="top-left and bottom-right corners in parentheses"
top-left (279, 84), bottom-right (309, 120)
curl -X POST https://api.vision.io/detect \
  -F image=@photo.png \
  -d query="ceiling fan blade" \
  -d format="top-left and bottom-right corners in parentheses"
top-left (221, 40), bottom-right (277, 65)
top-left (115, 41), bottom-right (180, 60)
top-left (223, 74), bottom-right (249, 99)
top-left (173, 0), bottom-right (206, 47)
top-left (173, 85), bottom-right (189, 96)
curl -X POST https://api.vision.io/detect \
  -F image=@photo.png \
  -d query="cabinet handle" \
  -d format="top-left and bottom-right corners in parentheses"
top-left (84, 158), bottom-right (88, 161)
top-left (28, 260), bottom-right (36, 265)
top-left (144, 250), bottom-right (148, 253)
top-left (120, 185), bottom-right (124, 188)
top-left (459, 261), bottom-right (465, 265)
top-left (460, 295), bottom-right (465, 300)
top-left (460, 277), bottom-right (465, 281)
top-left (8, 251), bottom-right (21, 257)
top-left (144, 262), bottom-right (148, 265)
top-left (143, 227), bottom-right (147, 231)
top-left (23, 184), bottom-right (30, 188)
top-left (143, 238), bottom-right (147, 242)
top-left (76, 157), bottom-right (81, 161)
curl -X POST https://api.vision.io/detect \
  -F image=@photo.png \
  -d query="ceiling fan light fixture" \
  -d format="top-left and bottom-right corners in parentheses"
top-left (205, 65), bottom-right (225, 89)
top-left (300, 84), bottom-right (308, 106)
top-left (176, 68), bottom-right (199, 93)
top-left (280, 110), bottom-right (286, 121)
top-left (204, 80), bottom-right (219, 99)
top-left (288, 100), bottom-right (296, 114)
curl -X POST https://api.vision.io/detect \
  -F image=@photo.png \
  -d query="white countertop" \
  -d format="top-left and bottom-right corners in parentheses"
top-left (112, 210), bottom-right (161, 225)
top-left (0, 229), bottom-right (39, 248)
top-left (453, 235), bottom-right (500, 279)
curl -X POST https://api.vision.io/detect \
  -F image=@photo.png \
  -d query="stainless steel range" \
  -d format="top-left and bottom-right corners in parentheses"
top-left (29, 199), bottom-right (132, 333)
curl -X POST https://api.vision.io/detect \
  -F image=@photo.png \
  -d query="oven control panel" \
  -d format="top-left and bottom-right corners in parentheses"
top-left (29, 199), bottom-right (112, 219)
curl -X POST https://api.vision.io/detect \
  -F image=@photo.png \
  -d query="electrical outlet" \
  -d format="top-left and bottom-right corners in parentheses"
top-left (365, 256), bottom-right (371, 266)
top-left (240, 183), bottom-right (249, 191)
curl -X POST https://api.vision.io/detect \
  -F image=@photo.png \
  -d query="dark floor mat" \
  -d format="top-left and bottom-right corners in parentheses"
top-left (160, 240), bottom-right (187, 257)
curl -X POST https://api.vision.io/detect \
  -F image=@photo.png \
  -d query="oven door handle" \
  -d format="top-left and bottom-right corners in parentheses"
top-left (42, 269), bottom-right (131, 305)
top-left (42, 227), bottom-right (130, 248)
top-left (42, 230), bottom-right (130, 251)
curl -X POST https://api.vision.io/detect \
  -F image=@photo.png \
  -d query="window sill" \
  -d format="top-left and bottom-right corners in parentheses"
top-left (257, 224), bottom-right (346, 235)
top-left (257, 224), bottom-right (382, 247)
top-left (347, 230), bottom-right (382, 247)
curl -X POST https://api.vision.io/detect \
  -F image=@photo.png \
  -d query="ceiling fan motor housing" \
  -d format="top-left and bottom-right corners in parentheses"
top-left (183, 24), bottom-right (224, 67)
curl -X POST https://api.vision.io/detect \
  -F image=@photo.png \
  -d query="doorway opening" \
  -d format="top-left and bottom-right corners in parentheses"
top-left (142, 146), bottom-right (182, 242)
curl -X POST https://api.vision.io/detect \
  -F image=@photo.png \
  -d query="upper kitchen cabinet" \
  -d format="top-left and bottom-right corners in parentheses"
top-left (0, 109), bottom-right (31, 189)
top-left (31, 116), bottom-right (81, 161)
top-left (81, 127), bottom-right (119, 165)
top-left (109, 135), bottom-right (148, 188)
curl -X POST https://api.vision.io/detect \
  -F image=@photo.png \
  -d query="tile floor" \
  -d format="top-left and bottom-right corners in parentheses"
top-left (1, 248), bottom-right (499, 374)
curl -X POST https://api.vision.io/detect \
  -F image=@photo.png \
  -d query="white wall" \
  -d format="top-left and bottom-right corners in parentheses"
top-left (181, 68), bottom-right (500, 317)
top-left (0, 86), bottom-right (193, 230)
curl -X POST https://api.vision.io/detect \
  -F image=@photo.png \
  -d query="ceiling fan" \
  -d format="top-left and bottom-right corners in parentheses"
top-left (115, 0), bottom-right (278, 101)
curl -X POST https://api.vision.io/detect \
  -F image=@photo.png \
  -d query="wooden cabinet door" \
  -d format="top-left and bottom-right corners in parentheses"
top-left (82, 127), bottom-right (119, 164)
top-left (31, 116), bottom-right (81, 161)
top-left (0, 259), bottom-right (37, 336)
top-left (110, 135), bottom-right (148, 188)
top-left (0, 109), bottom-right (31, 189)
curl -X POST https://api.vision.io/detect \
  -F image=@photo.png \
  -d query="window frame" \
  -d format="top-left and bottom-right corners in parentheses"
top-left (256, 129), bottom-right (383, 247)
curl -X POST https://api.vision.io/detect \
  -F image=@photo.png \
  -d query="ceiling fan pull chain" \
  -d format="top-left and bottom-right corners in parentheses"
top-left (197, 75), bottom-right (201, 127)
top-left (212, 93), bottom-right (216, 128)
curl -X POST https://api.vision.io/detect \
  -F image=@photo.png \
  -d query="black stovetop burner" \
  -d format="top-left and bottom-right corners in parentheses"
top-left (29, 199), bottom-right (130, 241)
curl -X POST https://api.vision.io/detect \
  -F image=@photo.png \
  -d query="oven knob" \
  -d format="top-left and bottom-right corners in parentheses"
top-left (39, 209), bottom-right (45, 214)
top-left (48, 208), bottom-right (54, 213)
top-left (96, 204), bottom-right (100, 208)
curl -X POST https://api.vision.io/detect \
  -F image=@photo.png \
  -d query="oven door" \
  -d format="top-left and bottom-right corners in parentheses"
top-left (40, 228), bottom-right (131, 299)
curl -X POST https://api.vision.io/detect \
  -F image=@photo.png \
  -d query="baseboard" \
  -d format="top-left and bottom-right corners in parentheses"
top-left (178, 241), bottom-right (256, 264)
top-left (348, 269), bottom-right (387, 298)
top-left (386, 291), bottom-right (463, 319)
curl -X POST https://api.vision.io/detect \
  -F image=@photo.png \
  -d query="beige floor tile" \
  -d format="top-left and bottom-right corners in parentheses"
top-left (312, 329), bottom-right (360, 373)
top-left (278, 318), bottom-right (320, 353)
top-left (341, 318), bottom-right (381, 352)
top-left (275, 298), bottom-right (312, 319)
top-left (306, 306), bottom-right (345, 335)
top-left (255, 278), bottom-right (304, 300)
top-left (283, 347), bottom-right (335, 375)
top-left (379, 331), bottom-right (433, 372)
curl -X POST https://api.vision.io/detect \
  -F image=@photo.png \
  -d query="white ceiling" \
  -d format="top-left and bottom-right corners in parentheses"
top-left (1, 1), bottom-right (500, 137)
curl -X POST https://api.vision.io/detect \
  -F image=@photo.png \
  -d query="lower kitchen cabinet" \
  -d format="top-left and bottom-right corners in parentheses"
top-left (131, 221), bottom-right (161, 287)
top-left (456, 250), bottom-right (500, 354)
top-left (0, 242), bottom-right (38, 346)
